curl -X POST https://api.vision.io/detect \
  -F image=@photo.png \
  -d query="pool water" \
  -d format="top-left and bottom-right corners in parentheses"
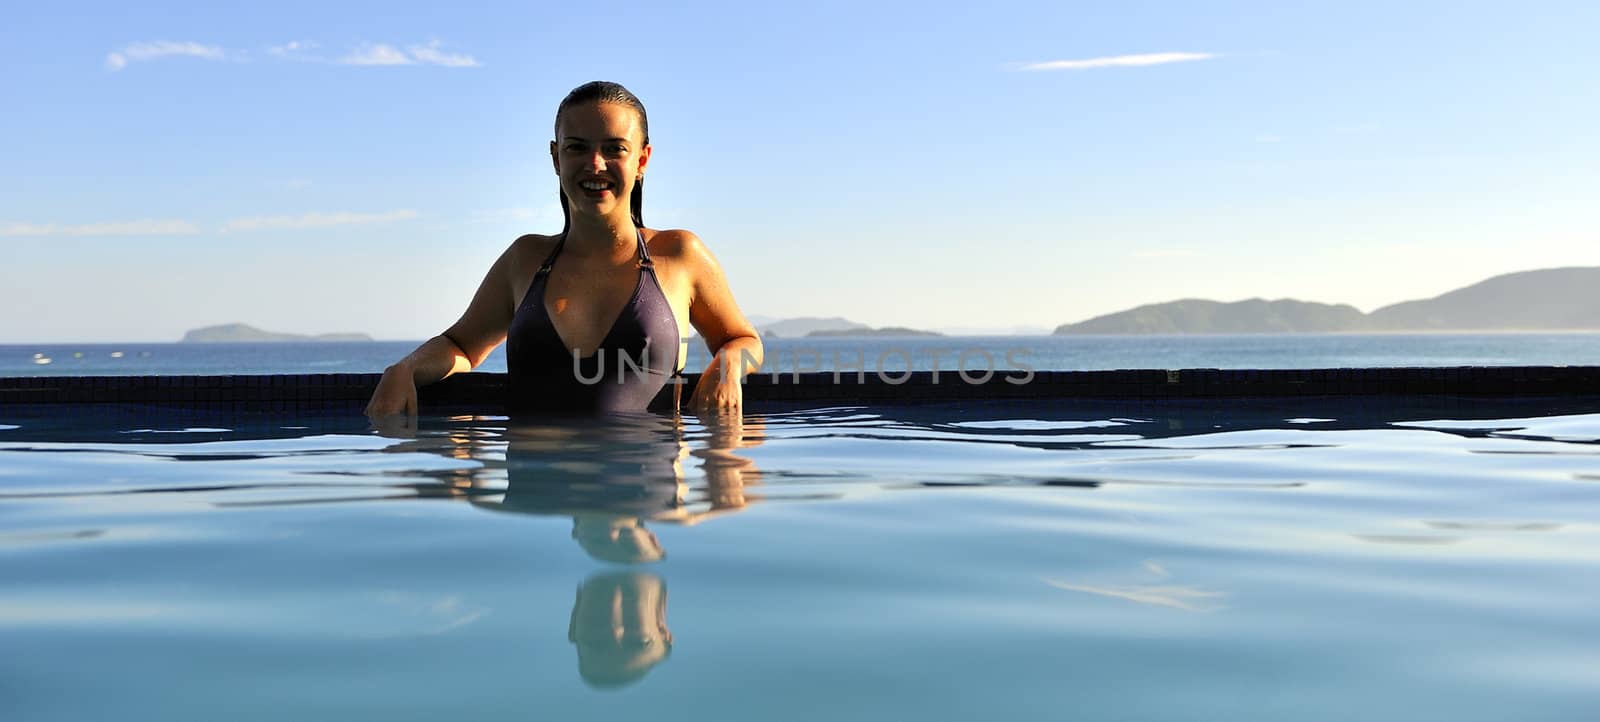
top-left (3, 398), bottom-right (1599, 721)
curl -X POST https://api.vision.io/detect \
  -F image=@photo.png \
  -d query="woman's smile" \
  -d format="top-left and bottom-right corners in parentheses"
top-left (578, 178), bottom-right (616, 201)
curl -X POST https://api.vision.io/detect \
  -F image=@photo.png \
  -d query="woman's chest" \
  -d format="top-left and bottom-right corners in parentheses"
top-left (530, 263), bottom-right (691, 362)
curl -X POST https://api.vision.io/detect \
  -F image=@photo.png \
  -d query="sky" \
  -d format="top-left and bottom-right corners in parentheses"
top-left (3, 0), bottom-right (1599, 342)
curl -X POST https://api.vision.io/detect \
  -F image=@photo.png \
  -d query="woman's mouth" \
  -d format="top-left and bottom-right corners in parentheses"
top-left (579, 180), bottom-right (614, 196)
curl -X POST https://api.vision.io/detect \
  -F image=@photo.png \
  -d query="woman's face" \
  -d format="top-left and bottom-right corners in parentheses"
top-left (551, 101), bottom-right (650, 222)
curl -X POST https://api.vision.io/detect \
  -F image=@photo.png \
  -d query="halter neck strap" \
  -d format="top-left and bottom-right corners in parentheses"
top-left (536, 229), bottom-right (650, 275)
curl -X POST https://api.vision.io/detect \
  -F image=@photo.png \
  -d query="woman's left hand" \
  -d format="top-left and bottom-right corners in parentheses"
top-left (665, 229), bottom-right (761, 414)
top-left (690, 352), bottom-right (744, 413)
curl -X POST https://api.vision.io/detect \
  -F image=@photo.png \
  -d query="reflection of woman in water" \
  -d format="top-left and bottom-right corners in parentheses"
top-left (569, 571), bottom-right (672, 689)
top-left (366, 80), bottom-right (762, 418)
top-left (468, 413), bottom-right (762, 688)
top-left (376, 410), bottom-right (761, 687)
top-left (479, 414), bottom-right (686, 564)
top-left (472, 413), bottom-right (760, 558)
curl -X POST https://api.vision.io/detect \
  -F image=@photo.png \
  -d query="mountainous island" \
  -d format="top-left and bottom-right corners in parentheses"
top-left (1055, 267), bottom-right (1600, 334)
top-left (753, 316), bottom-right (941, 338)
top-left (182, 324), bottom-right (374, 343)
top-left (807, 326), bottom-right (943, 338)
top-left (754, 317), bottom-right (866, 339)
top-left (176, 267), bottom-right (1593, 344)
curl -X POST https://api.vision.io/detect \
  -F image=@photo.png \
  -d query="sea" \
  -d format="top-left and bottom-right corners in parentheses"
top-left (4, 387), bottom-right (1600, 720)
top-left (6, 334), bottom-right (1600, 719)
top-left (5, 333), bottom-right (1600, 378)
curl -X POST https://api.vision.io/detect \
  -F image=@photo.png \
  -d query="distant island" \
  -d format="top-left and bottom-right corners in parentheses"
top-left (182, 323), bottom-right (374, 343)
top-left (748, 315), bottom-right (1050, 337)
top-left (756, 316), bottom-right (867, 339)
top-left (1056, 267), bottom-right (1600, 334)
top-left (807, 326), bottom-right (943, 338)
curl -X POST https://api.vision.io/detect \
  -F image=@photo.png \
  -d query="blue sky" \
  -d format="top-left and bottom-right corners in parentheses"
top-left (4, 0), bottom-right (1598, 342)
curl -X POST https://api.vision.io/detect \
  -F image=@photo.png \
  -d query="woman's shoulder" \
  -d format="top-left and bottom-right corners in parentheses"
top-left (643, 228), bottom-right (711, 262)
top-left (510, 232), bottom-right (561, 254)
top-left (505, 232), bottom-right (561, 267)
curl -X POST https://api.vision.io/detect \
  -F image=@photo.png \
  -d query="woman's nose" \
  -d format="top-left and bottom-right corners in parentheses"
top-left (587, 152), bottom-right (607, 171)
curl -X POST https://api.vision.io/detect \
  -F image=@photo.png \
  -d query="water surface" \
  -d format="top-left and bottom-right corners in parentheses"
top-left (7, 332), bottom-right (1600, 376)
top-left (2, 398), bottom-right (1598, 720)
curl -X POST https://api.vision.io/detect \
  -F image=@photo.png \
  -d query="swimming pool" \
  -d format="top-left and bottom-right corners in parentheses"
top-left (3, 396), bottom-right (1599, 721)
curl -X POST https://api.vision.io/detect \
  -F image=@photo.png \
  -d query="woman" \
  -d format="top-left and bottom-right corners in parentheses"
top-left (365, 81), bottom-right (762, 417)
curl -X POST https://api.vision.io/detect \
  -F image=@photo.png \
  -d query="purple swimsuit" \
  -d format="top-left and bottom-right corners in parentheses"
top-left (506, 230), bottom-right (681, 414)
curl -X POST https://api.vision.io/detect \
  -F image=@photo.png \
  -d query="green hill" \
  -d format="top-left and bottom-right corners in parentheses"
top-left (1368, 267), bottom-right (1600, 330)
top-left (1054, 267), bottom-right (1600, 334)
top-left (807, 326), bottom-right (943, 338)
top-left (1057, 299), bottom-right (1368, 334)
top-left (182, 323), bottom-right (373, 343)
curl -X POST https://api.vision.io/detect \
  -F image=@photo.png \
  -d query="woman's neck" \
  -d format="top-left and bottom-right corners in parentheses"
top-left (565, 212), bottom-right (638, 261)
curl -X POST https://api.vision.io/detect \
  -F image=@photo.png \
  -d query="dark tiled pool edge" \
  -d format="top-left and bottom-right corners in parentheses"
top-left (2, 367), bottom-right (1598, 412)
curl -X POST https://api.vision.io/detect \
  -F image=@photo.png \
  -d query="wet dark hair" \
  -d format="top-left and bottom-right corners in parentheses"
top-left (554, 81), bottom-right (649, 234)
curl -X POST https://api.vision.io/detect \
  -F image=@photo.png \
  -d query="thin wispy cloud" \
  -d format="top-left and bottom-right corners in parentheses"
top-left (267, 40), bottom-right (320, 61)
top-left (5, 212), bottom-right (419, 236)
top-left (105, 39), bottom-right (478, 70)
top-left (340, 44), bottom-right (412, 66)
top-left (105, 41), bottom-right (226, 71)
top-left (1016, 52), bottom-right (1217, 72)
top-left (407, 41), bottom-right (480, 68)
top-left (221, 210), bottom-right (420, 232)
top-left (338, 41), bottom-right (480, 67)
top-left (1, 219), bottom-right (199, 237)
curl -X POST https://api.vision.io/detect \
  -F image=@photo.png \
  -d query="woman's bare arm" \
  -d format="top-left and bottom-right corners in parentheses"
top-left (680, 232), bottom-right (762, 412)
top-left (365, 237), bottom-right (534, 418)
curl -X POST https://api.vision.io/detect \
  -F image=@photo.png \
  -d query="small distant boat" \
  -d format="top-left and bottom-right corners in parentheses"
top-left (110, 351), bottom-right (124, 358)
top-left (33, 355), bottom-right (52, 365)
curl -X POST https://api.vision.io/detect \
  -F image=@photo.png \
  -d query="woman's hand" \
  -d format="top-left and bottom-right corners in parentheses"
top-left (668, 229), bottom-right (761, 415)
top-left (689, 352), bottom-right (744, 413)
top-left (365, 363), bottom-right (419, 419)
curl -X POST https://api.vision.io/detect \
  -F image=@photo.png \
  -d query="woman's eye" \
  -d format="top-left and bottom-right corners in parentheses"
top-left (605, 145), bottom-right (626, 155)
top-left (564, 144), bottom-right (585, 152)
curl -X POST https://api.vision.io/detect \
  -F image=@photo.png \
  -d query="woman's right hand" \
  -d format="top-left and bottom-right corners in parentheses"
top-left (365, 363), bottom-right (419, 420)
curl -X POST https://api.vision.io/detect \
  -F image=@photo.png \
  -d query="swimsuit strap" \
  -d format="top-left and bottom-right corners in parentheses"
top-left (635, 228), bottom-right (654, 268)
top-left (535, 235), bottom-right (565, 276)
top-left (537, 229), bottom-right (651, 275)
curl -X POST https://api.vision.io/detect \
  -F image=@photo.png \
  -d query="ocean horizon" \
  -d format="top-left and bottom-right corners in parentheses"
top-left (5, 333), bottom-right (1599, 378)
